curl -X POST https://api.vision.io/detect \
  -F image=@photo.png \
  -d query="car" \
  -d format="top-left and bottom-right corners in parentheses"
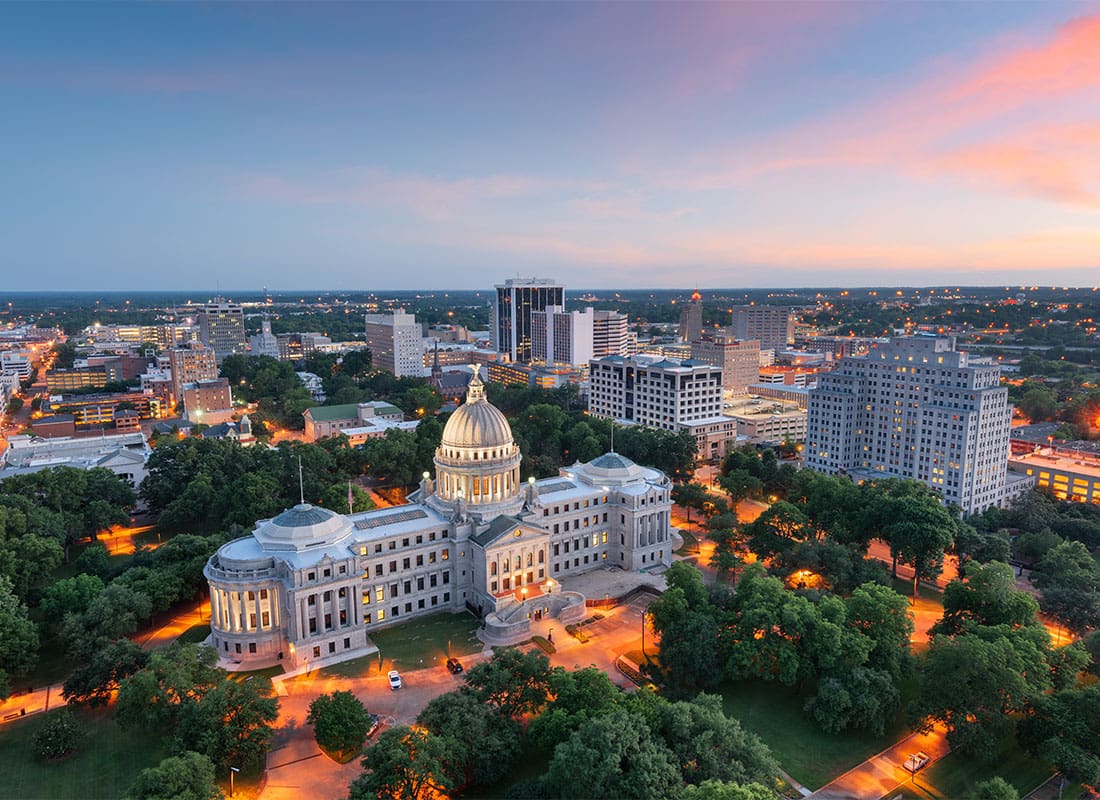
top-left (446, 657), bottom-right (464, 674)
top-left (903, 752), bottom-right (930, 773)
top-left (367, 713), bottom-right (381, 739)
top-left (388, 670), bottom-right (402, 690)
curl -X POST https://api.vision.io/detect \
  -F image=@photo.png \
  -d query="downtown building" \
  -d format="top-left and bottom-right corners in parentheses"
top-left (490, 277), bottom-right (565, 362)
top-left (203, 370), bottom-right (673, 671)
top-left (196, 299), bottom-right (247, 360)
top-left (728, 305), bottom-right (794, 352)
top-left (805, 335), bottom-right (1013, 515)
top-left (364, 310), bottom-right (423, 377)
top-left (691, 332), bottom-right (761, 395)
top-left (592, 309), bottom-right (634, 358)
top-left (168, 343), bottom-right (219, 406)
top-left (531, 305), bottom-right (594, 367)
top-left (678, 291), bottom-right (703, 343)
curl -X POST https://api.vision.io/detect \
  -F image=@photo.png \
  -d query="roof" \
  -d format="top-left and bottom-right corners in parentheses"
top-left (471, 515), bottom-right (548, 548)
top-left (304, 403), bottom-right (361, 422)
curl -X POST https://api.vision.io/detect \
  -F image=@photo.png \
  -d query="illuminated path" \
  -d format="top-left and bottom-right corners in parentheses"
top-left (807, 724), bottom-right (950, 800)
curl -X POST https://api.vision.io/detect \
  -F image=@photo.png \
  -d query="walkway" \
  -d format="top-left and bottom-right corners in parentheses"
top-left (0, 684), bottom-right (63, 727)
top-left (134, 598), bottom-right (210, 651)
top-left (807, 725), bottom-right (950, 800)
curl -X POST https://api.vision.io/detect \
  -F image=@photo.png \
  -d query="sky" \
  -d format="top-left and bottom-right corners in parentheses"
top-left (2, 1), bottom-right (1100, 292)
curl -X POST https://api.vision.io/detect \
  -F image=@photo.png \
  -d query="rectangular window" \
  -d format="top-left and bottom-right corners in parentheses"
top-left (375, 587), bottom-right (385, 602)
top-left (430, 574), bottom-right (438, 587)
top-left (443, 571), bottom-right (450, 584)
top-left (249, 642), bottom-right (257, 654)
top-left (416, 555), bottom-right (424, 567)
top-left (328, 641), bottom-right (336, 654)
top-left (441, 549), bottom-right (449, 561)
top-left (261, 611), bottom-right (270, 627)
top-left (389, 561), bottom-right (397, 573)
top-left (377, 609), bottom-right (385, 621)
top-left (375, 564), bottom-right (383, 577)
top-left (344, 637), bottom-right (351, 649)
top-left (405, 602), bottom-right (412, 613)
top-left (313, 646), bottom-right (320, 658)
top-left (429, 551), bottom-right (436, 564)
top-left (390, 584), bottom-right (398, 598)
top-left (443, 592), bottom-right (450, 602)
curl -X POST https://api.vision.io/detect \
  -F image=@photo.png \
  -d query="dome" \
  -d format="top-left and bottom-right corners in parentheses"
top-left (253, 503), bottom-right (352, 552)
top-left (575, 451), bottom-right (648, 486)
top-left (441, 370), bottom-right (513, 449)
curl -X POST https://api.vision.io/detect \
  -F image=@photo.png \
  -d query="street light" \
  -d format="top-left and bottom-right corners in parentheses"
top-left (229, 766), bottom-right (240, 797)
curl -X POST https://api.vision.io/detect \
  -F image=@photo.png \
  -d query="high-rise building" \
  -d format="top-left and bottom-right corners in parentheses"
top-left (592, 310), bottom-right (632, 358)
top-left (588, 355), bottom-right (723, 431)
top-left (491, 277), bottom-right (565, 362)
top-left (678, 290), bottom-right (703, 343)
top-left (691, 333), bottom-right (760, 395)
top-left (169, 344), bottom-right (219, 406)
top-left (364, 310), bottom-right (423, 377)
top-left (531, 305), bottom-right (594, 367)
top-left (196, 299), bottom-right (246, 360)
top-left (728, 305), bottom-right (794, 352)
top-left (805, 335), bottom-right (1013, 515)
top-left (249, 317), bottom-right (280, 358)
top-left (182, 378), bottom-right (234, 424)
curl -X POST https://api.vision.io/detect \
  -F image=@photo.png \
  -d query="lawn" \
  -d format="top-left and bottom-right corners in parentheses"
top-left (0, 706), bottom-right (165, 799)
top-left (893, 734), bottom-right (1059, 800)
top-left (721, 679), bottom-right (911, 791)
top-left (675, 529), bottom-right (699, 556)
top-left (176, 623), bottom-right (212, 645)
top-left (304, 612), bottom-right (482, 680)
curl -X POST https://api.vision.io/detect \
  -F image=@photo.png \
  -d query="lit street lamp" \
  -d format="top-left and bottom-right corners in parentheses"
top-left (229, 766), bottom-right (240, 797)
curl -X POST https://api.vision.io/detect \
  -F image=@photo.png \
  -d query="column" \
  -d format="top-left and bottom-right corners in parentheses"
top-left (209, 589), bottom-right (221, 631)
top-left (299, 597), bottom-right (308, 638)
top-left (254, 591), bottom-right (263, 631)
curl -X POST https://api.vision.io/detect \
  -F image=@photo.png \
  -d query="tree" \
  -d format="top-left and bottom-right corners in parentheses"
top-left (32, 710), bottom-right (83, 760)
top-left (463, 647), bottom-right (553, 719)
top-left (682, 782), bottom-right (775, 800)
top-left (647, 694), bottom-right (779, 788)
top-left (655, 610), bottom-right (721, 698)
top-left (805, 666), bottom-right (900, 735)
top-left (912, 625), bottom-right (1053, 760)
top-left (416, 689), bottom-right (520, 789)
top-left (932, 561), bottom-right (1041, 637)
top-left (882, 494), bottom-right (957, 599)
top-left (844, 583), bottom-right (913, 679)
top-left (672, 483), bottom-right (710, 527)
top-left (953, 525), bottom-right (1011, 567)
top-left (542, 711), bottom-right (683, 800)
top-left (743, 501), bottom-right (813, 558)
top-left (0, 576), bottom-right (38, 697)
top-left (1018, 684), bottom-right (1100, 788)
top-left (307, 690), bottom-right (373, 757)
top-left (348, 726), bottom-right (452, 800)
top-left (125, 752), bottom-right (223, 800)
top-left (1032, 540), bottom-right (1100, 635)
top-left (62, 582), bottom-right (153, 660)
top-left (970, 777), bottom-right (1019, 800)
top-left (178, 676), bottom-right (279, 773)
top-left (40, 573), bottom-right (105, 622)
top-left (63, 639), bottom-right (148, 706)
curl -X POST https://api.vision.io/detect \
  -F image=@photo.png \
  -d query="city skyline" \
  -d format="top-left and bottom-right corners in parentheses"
top-left (4, 2), bottom-right (1100, 291)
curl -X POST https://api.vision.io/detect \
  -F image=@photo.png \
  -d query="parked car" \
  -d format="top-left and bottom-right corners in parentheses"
top-left (388, 670), bottom-right (402, 690)
top-left (446, 657), bottom-right (464, 674)
top-left (903, 752), bottom-right (930, 773)
top-left (367, 713), bottom-right (381, 738)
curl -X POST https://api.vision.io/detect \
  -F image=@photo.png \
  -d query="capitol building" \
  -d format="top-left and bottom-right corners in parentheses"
top-left (203, 370), bottom-right (674, 670)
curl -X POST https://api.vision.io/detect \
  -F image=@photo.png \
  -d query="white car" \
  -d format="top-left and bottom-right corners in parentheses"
top-left (903, 752), bottom-right (930, 773)
top-left (388, 670), bottom-right (402, 690)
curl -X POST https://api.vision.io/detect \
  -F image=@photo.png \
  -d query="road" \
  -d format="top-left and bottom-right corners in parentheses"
top-left (807, 724), bottom-right (951, 800)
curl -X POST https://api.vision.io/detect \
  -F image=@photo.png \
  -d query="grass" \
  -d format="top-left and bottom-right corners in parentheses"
top-left (227, 664), bottom-right (285, 683)
top-left (176, 623), bottom-right (212, 645)
top-left (0, 706), bottom-right (165, 799)
top-left (721, 679), bottom-right (910, 791)
top-left (893, 734), bottom-right (1058, 800)
top-left (675, 529), bottom-right (700, 555)
top-left (302, 611), bottom-right (481, 680)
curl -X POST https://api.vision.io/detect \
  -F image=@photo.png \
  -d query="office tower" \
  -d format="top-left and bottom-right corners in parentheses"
top-left (196, 299), bottom-right (246, 359)
top-left (678, 290), bottom-right (704, 343)
top-left (691, 333), bottom-right (761, 395)
top-left (531, 305), bottom-right (594, 367)
top-left (491, 277), bottom-right (565, 362)
top-left (181, 377), bottom-right (234, 423)
top-left (168, 343), bottom-right (219, 405)
top-left (249, 317), bottom-right (280, 358)
top-left (592, 310), bottom-right (631, 358)
top-left (729, 305), bottom-right (794, 352)
top-left (588, 354), bottom-right (723, 431)
top-left (805, 335), bottom-right (1013, 515)
top-left (364, 310), bottom-right (423, 377)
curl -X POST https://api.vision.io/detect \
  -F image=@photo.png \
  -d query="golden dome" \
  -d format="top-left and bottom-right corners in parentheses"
top-left (440, 369), bottom-right (514, 450)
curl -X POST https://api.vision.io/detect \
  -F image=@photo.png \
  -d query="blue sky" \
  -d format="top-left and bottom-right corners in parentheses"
top-left (2, 2), bottom-right (1099, 291)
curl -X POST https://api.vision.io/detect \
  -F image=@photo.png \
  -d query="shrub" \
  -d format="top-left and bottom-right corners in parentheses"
top-left (532, 635), bottom-right (556, 654)
top-left (33, 711), bottom-right (83, 760)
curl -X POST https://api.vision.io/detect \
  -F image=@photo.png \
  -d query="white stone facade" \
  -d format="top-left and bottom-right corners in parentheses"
top-left (205, 370), bottom-right (673, 670)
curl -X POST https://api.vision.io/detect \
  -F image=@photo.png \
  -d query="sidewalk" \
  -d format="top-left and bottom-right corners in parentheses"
top-left (807, 725), bottom-right (950, 800)
top-left (0, 684), bottom-right (63, 726)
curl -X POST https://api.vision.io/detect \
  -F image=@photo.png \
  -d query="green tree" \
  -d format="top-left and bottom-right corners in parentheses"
top-left (0, 576), bottom-right (39, 697)
top-left (805, 666), bottom-right (900, 735)
top-left (62, 582), bottom-right (153, 660)
top-left (970, 777), bottom-right (1019, 800)
top-left (63, 639), bottom-right (148, 706)
top-left (656, 610), bottom-right (721, 698)
top-left (883, 494), bottom-right (957, 599)
top-left (40, 573), bottom-right (105, 622)
top-left (932, 561), bottom-right (1041, 637)
top-left (1033, 540), bottom-right (1100, 635)
top-left (307, 690), bottom-right (373, 757)
top-left (178, 676), bottom-right (279, 773)
top-left (681, 782), bottom-right (775, 800)
top-left (463, 647), bottom-right (553, 719)
top-left (125, 752), bottom-right (223, 800)
top-left (672, 482), bottom-right (710, 527)
top-left (844, 582), bottom-right (913, 679)
top-left (542, 710), bottom-right (683, 800)
top-left (348, 726), bottom-right (452, 800)
top-left (1018, 684), bottom-right (1100, 788)
top-left (416, 689), bottom-right (520, 789)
